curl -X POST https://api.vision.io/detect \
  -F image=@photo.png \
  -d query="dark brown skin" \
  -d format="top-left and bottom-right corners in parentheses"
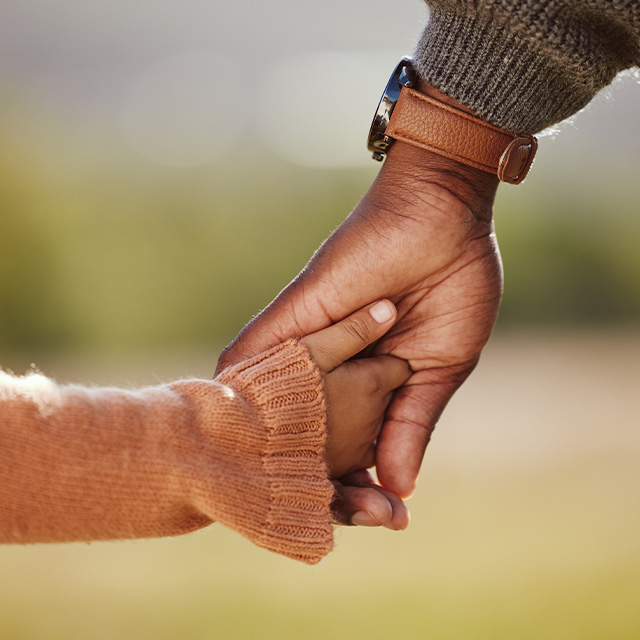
top-left (217, 92), bottom-right (502, 528)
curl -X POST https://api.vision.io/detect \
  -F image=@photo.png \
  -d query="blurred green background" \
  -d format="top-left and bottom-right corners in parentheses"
top-left (1, 1), bottom-right (639, 639)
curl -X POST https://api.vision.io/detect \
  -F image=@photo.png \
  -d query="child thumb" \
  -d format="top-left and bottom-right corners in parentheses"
top-left (301, 300), bottom-right (397, 371)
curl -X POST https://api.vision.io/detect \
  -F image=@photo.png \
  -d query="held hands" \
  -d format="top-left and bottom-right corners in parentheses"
top-left (218, 138), bottom-right (503, 519)
top-left (301, 300), bottom-right (411, 477)
top-left (300, 300), bottom-right (411, 530)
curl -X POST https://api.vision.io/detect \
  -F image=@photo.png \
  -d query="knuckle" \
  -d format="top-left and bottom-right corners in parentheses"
top-left (316, 343), bottom-right (339, 367)
top-left (215, 346), bottom-right (233, 374)
top-left (344, 315), bottom-right (372, 345)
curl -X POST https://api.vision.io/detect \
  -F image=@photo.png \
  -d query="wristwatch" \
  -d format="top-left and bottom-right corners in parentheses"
top-left (367, 58), bottom-right (538, 185)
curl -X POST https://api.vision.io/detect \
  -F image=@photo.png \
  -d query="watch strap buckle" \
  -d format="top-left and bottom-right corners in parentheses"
top-left (385, 85), bottom-right (538, 184)
top-left (498, 136), bottom-right (538, 184)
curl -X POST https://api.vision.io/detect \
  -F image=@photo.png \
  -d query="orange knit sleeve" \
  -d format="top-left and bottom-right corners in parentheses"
top-left (0, 340), bottom-right (334, 564)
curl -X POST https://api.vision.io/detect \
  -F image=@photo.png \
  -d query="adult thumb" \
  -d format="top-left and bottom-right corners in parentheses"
top-left (301, 300), bottom-right (396, 371)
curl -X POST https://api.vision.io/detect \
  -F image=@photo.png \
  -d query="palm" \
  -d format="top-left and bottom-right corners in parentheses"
top-left (370, 213), bottom-right (503, 495)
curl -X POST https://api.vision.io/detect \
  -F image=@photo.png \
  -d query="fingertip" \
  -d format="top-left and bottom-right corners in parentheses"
top-left (398, 482), bottom-right (416, 501)
top-left (377, 470), bottom-right (416, 501)
top-left (396, 492), bottom-right (412, 528)
top-left (400, 508), bottom-right (411, 530)
top-left (368, 299), bottom-right (396, 324)
top-left (389, 503), bottom-right (411, 531)
top-left (372, 486), bottom-right (410, 530)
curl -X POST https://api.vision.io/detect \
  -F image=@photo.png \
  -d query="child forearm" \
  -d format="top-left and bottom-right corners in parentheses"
top-left (0, 341), bottom-right (333, 564)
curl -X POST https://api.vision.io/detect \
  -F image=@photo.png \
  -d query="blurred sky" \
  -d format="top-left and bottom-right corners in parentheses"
top-left (2, 0), bottom-right (638, 170)
top-left (0, 0), bottom-right (427, 168)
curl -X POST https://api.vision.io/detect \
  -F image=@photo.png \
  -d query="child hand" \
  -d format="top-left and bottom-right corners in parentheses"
top-left (301, 300), bottom-right (411, 478)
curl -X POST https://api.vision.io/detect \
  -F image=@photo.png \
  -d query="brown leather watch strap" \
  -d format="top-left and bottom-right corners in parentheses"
top-left (386, 86), bottom-right (538, 185)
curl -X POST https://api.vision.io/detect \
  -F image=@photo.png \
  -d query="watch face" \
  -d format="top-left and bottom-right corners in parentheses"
top-left (367, 57), bottom-right (414, 159)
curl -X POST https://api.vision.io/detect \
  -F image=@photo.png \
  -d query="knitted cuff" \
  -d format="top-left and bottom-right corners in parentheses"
top-left (178, 340), bottom-right (334, 564)
top-left (414, 8), bottom-right (621, 134)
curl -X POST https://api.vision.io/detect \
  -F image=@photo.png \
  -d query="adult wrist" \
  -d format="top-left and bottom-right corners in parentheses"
top-left (376, 90), bottom-right (500, 224)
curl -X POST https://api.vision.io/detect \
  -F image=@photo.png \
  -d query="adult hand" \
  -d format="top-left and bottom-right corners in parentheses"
top-left (217, 91), bottom-right (503, 511)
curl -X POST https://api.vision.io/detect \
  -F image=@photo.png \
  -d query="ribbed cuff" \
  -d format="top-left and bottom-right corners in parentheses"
top-left (185, 340), bottom-right (334, 564)
top-left (414, 9), bottom-right (618, 134)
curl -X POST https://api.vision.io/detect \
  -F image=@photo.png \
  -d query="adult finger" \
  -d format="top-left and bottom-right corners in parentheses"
top-left (375, 366), bottom-right (472, 499)
top-left (300, 300), bottom-right (397, 372)
top-left (331, 470), bottom-right (410, 531)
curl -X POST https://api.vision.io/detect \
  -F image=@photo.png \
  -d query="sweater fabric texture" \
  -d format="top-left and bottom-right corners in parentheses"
top-left (0, 340), bottom-right (334, 565)
top-left (416, 1), bottom-right (640, 134)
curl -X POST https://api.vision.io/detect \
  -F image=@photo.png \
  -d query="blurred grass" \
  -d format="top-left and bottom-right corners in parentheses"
top-left (0, 333), bottom-right (639, 640)
top-left (0, 113), bottom-right (371, 365)
top-left (495, 176), bottom-right (640, 327)
top-left (0, 467), bottom-right (638, 640)
top-left (2, 93), bottom-right (640, 371)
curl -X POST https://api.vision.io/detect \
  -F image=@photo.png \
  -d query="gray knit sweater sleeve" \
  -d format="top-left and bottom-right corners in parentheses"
top-left (414, 1), bottom-right (640, 134)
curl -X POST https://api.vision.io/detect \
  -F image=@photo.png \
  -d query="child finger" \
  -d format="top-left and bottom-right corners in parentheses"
top-left (332, 471), bottom-right (410, 530)
top-left (332, 485), bottom-right (389, 527)
top-left (360, 354), bottom-right (412, 395)
top-left (301, 300), bottom-right (397, 371)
